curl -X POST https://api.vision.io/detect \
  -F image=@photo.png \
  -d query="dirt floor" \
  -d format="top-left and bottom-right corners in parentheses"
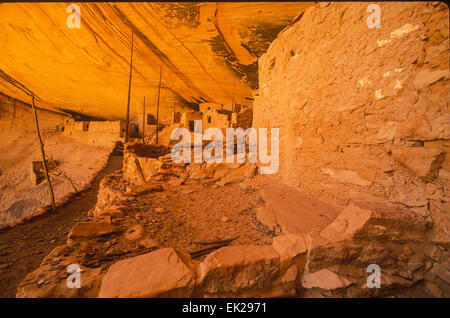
top-left (80, 176), bottom-right (274, 269)
top-left (0, 152), bottom-right (123, 298)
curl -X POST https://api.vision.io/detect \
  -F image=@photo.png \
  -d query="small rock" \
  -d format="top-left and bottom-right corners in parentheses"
top-left (124, 225), bottom-right (144, 241)
top-left (139, 238), bottom-right (159, 249)
top-left (0, 263), bottom-right (11, 270)
top-left (221, 216), bottom-right (230, 223)
top-left (48, 265), bottom-right (65, 271)
top-left (155, 208), bottom-right (165, 213)
top-left (402, 245), bottom-right (415, 256)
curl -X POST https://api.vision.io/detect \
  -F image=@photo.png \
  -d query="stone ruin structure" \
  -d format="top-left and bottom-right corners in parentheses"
top-left (62, 118), bottom-right (126, 148)
top-left (144, 101), bottom-right (253, 147)
top-left (0, 2), bottom-right (448, 299)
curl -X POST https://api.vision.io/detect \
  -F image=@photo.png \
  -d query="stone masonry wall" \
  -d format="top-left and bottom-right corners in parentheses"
top-left (62, 119), bottom-right (125, 148)
top-left (0, 91), bottom-right (66, 135)
top-left (253, 2), bottom-right (449, 222)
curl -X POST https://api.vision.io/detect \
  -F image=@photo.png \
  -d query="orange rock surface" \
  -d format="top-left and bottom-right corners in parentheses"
top-left (0, 2), bottom-right (311, 119)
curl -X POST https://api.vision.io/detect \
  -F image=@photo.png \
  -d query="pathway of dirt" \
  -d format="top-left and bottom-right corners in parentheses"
top-left (0, 151), bottom-right (123, 298)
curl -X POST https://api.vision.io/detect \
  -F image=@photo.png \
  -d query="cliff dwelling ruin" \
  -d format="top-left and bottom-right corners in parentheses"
top-left (0, 2), bottom-right (449, 301)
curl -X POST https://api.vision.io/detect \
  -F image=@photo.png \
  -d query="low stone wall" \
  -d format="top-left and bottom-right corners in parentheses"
top-left (123, 143), bottom-right (258, 186)
top-left (62, 119), bottom-right (125, 148)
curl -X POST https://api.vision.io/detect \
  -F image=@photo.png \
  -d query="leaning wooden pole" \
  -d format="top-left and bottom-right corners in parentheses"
top-left (125, 29), bottom-right (134, 143)
top-left (31, 95), bottom-right (56, 211)
top-left (142, 96), bottom-right (145, 140)
top-left (156, 64), bottom-right (162, 144)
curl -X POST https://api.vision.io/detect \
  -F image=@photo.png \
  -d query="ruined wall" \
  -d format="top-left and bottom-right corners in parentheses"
top-left (62, 118), bottom-right (125, 148)
top-left (199, 102), bottom-right (223, 113)
top-left (203, 109), bottom-right (233, 129)
top-left (0, 91), bottom-right (66, 137)
top-left (254, 2), bottom-right (449, 216)
top-left (141, 88), bottom-right (194, 126)
top-left (233, 106), bottom-right (253, 129)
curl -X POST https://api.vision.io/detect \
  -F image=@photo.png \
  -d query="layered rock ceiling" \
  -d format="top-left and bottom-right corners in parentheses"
top-left (0, 2), bottom-right (311, 120)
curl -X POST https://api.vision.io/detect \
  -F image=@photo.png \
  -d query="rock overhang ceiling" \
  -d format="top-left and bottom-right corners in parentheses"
top-left (0, 2), bottom-right (312, 120)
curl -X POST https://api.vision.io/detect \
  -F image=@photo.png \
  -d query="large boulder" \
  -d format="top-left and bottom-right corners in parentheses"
top-left (272, 234), bottom-right (307, 261)
top-left (99, 248), bottom-right (195, 298)
top-left (272, 234), bottom-right (308, 292)
top-left (196, 245), bottom-right (294, 297)
top-left (306, 230), bottom-right (398, 276)
top-left (320, 201), bottom-right (427, 243)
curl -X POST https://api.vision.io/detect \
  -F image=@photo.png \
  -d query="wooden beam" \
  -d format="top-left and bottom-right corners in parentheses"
top-left (142, 96), bottom-right (145, 140)
top-left (125, 29), bottom-right (134, 143)
top-left (31, 95), bottom-right (56, 211)
top-left (156, 64), bottom-right (162, 144)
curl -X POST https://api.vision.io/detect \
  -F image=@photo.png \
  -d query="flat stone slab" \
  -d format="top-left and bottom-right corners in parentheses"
top-left (68, 220), bottom-right (118, 239)
top-left (99, 248), bottom-right (195, 298)
top-left (257, 182), bottom-right (343, 234)
top-left (302, 269), bottom-right (352, 291)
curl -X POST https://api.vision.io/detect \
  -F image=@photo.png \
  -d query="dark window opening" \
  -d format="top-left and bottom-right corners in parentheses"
top-left (208, 116), bottom-right (212, 123)
top-left (147, 114), bottom-right (157, 125)
top-left (189, 120), bottom-right (195, 132)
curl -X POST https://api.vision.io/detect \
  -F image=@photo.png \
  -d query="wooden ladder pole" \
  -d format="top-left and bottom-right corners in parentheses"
top-left (156, 64), bottom-right (162, 144)
top-left (125, 29), bottom-right (134, 143)
top-left (142, 96), bottom-right (145, 140)
top-left (31, 95), bottom-right (56, 211)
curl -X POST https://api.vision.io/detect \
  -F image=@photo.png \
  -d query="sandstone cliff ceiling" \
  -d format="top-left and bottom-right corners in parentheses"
top-left (0, 2), bottom-right (311, 120)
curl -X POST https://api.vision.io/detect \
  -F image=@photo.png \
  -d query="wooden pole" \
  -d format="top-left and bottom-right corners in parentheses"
top-left (31, 95), bottom-right (56, 211)
top-left (172, 88), bottom-right (176, 120)
top-left (156, 64), bottom-right (162, 144)
top-left (125, 29), bottom-right (134, 143)
top-left (142, 96), bottom-right (145, 140)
